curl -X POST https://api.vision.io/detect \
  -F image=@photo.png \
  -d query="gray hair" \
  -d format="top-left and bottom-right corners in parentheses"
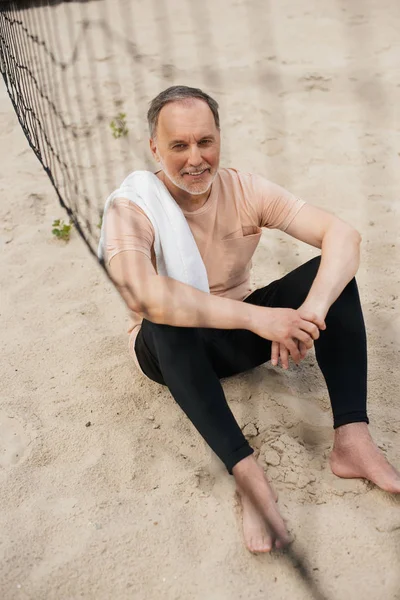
top-left (147, 85), bottom-right (220, 138)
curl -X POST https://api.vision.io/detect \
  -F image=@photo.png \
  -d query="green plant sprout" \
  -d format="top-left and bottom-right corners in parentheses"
top-left (109, 112), bottom-right (128, 138)
top-left (52, 218), bottom-right (73, 241)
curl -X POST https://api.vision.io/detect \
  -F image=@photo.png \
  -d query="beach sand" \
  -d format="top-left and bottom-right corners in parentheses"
top-left (1, 0), bottom-right (400, 598)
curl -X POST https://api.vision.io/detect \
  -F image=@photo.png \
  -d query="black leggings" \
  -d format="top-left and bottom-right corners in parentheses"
top-left (135, 257), bottom-right (369, 475)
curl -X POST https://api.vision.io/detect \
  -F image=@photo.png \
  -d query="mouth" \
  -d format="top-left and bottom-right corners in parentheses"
top-left (183, 168), bottom-right (210, 178)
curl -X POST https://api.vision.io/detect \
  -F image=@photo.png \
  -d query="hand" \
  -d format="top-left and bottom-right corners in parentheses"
top-left (250, 306), bottom-right (321, 365)
top-left (270, 304), bottom-right (328, 369)
top-left (297, 301), bottom-right (328, 331)
top-left (271, 340), bottom-right (309, 369)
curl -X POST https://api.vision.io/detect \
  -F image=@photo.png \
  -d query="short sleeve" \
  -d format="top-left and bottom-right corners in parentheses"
top-left (103, 198), bottom-right (155, 267)
top-left (250, 174), bottom-right (306, 231)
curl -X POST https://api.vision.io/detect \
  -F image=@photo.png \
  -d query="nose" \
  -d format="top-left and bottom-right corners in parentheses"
top-left (187, 143), bottom-right (202, 167)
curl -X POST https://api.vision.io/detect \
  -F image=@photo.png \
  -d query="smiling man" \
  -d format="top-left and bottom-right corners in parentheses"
top-left (104, 85), bottom-right (400, 553)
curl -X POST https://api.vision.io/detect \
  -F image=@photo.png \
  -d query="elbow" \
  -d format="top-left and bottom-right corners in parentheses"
top-left (323, 222), bottom-right (362, 248)
top-left (347, 227), bottom-right (362, 266)
top-left (115, 280), bottom-right (151, 317)
top-left (126, 286), bottom-right (153, 316)
top-left (127, 281), bottom-right (162, 322)
top-left (130, 299), bottom-right (165, 324)
top-left (351, 227), bottom-right (362, 246)
top-left (342, 223), bottom-right (361, 246)
top-left (129, 297), bottom-right (150, 317)
top-left (349, 228), bottom-right (362, 271)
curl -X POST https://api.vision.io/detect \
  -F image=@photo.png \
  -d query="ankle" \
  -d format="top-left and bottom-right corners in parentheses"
top-left (232, 455), bottom-right (265, 489)
top-left (232, 454), bottom-right (262, 476)
top-left (333, 422), bottom-right (371, 449)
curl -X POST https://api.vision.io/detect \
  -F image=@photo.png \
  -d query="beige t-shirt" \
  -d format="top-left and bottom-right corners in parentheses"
top-left (104, 168), bottom-right (305, 371)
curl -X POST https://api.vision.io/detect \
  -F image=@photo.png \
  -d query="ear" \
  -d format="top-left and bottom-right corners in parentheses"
top-left (149, 138), bottom-right (160, 163)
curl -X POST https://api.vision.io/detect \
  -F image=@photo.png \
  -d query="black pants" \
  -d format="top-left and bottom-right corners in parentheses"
top-left (135, 257), bottom-right (369, 474)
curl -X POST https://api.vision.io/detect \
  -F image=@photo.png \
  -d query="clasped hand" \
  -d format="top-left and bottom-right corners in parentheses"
top-left (253, 305), bottom-right (327, 370)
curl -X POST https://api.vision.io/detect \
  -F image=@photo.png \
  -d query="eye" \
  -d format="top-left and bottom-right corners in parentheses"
top-left (199, 139), bottom-right (212, 145)
top-left (173, 144), bottom-right (186, 150)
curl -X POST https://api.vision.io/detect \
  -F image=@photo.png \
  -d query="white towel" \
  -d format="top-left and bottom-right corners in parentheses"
top-left (98, 170), bottom-right (210, 293)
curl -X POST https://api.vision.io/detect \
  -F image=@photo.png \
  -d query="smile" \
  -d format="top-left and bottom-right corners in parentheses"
top-left (184, 169), bottom-right (208, 177)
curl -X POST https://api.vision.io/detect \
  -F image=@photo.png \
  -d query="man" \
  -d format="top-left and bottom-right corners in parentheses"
top-left (105, 85), bottom-right (400, 553)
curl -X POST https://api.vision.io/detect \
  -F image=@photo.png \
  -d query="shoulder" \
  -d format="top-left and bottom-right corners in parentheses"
top-left (105, 197), bottom-right (155, 240)
top-left (108, 197), bottom-right (152, 223)
top-left (216, 169), bottom-right (255, 200)
top-left (217, 168), bottom-right (273, 193)
top-left (217, 167), bottom-right (253, 185)
top-left (216, 169), bottom-right (282, 213)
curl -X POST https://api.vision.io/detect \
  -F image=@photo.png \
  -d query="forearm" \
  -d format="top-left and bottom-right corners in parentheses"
top-left (303, 224), bottom-right (361, 317)
top-left (132, 275), bottom-right (263, 331)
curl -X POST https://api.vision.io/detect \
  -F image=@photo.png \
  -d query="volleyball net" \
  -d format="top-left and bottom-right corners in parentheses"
top-left (0, 0), bottom-right (151, 268)
top-left (0, 0), bottom-right (297, 274)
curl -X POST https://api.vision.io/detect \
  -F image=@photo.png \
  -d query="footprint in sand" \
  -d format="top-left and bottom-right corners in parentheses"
top-left (260, 137), bottom-right (284, 157)
top-left (0, 410), bottom-right (30, 467)
top-left (28, 192), bottom-right (47, 221)
top-left (194, 467), bottom-right (216, 496)
top-left (299, 73), bottom-right (332, 92)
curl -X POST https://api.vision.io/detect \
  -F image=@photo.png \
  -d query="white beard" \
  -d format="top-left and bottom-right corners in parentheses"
top-left (158, 157), bottom-right (217, 196)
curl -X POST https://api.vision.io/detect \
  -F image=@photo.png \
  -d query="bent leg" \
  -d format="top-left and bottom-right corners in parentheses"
top-left (136, 320), bottom-right (254, 474)
top-left (137, 256), bottom-right (369, 433)
top-left (251, 257), bottom-right (400, 493)
top-left (136, 320), bottom-right (291, 549)
top-left (263, 256), bottom-right (368, 428)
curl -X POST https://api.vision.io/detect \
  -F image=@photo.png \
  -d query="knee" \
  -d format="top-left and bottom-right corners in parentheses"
top-left (306, 258), bottom-right (359, 312)
top-left (306, 255), bottom-right (321, 278)
top-left (327, 277), bottom-right (363, 323)
top-left (142, 320), bottom-right (202, 349)
top-left (278, 255), bottom-right (322, 308)
top-left (301, 256), bottom-right (322, 293)
top-left (335, 277), bottom-right (360, 305)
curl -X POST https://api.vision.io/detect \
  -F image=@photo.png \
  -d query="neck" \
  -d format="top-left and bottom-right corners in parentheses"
top-left (157, 171), bottom-right (211, 213)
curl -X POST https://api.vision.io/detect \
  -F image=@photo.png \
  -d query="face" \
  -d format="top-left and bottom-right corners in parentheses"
top-left (150, 99), bottom-right (221, 197)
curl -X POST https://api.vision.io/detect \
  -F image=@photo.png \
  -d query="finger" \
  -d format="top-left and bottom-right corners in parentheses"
top-left (311, 316), bottom-right (326, 330)
top-left (271, 341), bottom-right (279, 366)
top-left (285, 339), bottom-right (300, 365)
top-left (299, 319), bottom-right (320, 340)
top-left (301, 311), bottom-right (326, 331)
top-left (280, 344), bottom-right (290, 369)
top-left (299, 341), bottom-right (308, 360)
top-left (295, 329), bottom-right (314, 348)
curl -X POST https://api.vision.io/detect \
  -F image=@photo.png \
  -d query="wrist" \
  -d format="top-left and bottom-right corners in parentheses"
top-left (300, 296), bottom-right (330, 319)
top-left (245, 304), bottom-right (273, 333)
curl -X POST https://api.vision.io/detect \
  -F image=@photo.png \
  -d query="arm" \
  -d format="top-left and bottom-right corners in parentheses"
top-left (108, 249), bottom-right (318, 358)
top-left (102, 198), bottom-right (253, 329)
top-left (285, 203), bottom-right (362, 320)
top-left (271, 203), bottom-right (362, 368)
top-left (109, 248), bottom-right (255, 330)
top-left (105, 193), bottom-right (318, 356)
top-left (105, 197), bottom-right (260, 330)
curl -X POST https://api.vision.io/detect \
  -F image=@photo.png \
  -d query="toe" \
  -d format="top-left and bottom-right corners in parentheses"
top-left (275, 532), bottom-right (292, 550)
top-left (383, 478), bottom-right (400, 494)
top-left (262, 540), bottom-right (273, 552)
top-left (250, 538), bottom-right (272, 553)
top-left (259, 537), bottom-right (273, 552)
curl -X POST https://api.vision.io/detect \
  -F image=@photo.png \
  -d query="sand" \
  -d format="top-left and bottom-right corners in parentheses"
top-left (1, 0), bottom-right (400, 598)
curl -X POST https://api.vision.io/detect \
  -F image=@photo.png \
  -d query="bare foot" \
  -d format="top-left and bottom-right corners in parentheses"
top-left (233, 455), bottom-right (290, 553)
top-left (236, 490), bottom-right (274, 553)
top-left (330, 422), bottom-right (400, 493)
